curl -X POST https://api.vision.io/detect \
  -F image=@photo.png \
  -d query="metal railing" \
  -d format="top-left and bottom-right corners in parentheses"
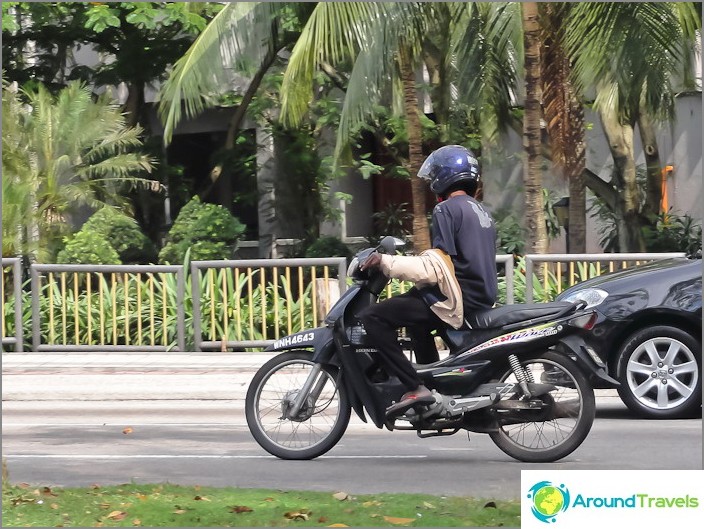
top-left (30, 264), bottom-right (185, 352)
top-left (1, 252), bottom-right (688, 352)
top-left (524, 253), bottom-right (686, 303)
top-left (190, 258), bottom-right (348, 351)
top-left (1, 258), bottom-right (24, 352)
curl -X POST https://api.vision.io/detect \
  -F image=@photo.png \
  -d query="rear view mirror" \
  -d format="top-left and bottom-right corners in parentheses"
top-left (378, 236), bottom-right (406, 254)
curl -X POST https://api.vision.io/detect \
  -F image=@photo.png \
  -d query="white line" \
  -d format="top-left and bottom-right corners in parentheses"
top-left (6, 454), bottom-right (426, 460)
top-left (2, 423), bottom-right (249, 427)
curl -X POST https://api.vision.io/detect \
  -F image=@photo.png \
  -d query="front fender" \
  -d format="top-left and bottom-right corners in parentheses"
top-left (266, 327), bottom-right (336, 364)
top-left (265, 327), bottom-right (332, 352)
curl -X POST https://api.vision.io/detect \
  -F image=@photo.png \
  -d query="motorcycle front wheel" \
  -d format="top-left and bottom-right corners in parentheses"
top-left (488, 350), bottom-right (595, 463)
top-left (245, 350), bottom-right (351, 460)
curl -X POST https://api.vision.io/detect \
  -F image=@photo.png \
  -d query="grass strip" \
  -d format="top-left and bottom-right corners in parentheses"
top-left (2, 483), bottom-right (520, 527)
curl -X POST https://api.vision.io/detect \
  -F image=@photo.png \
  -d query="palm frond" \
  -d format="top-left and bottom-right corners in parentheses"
top-left (566, 2), bottom-right (698, 119)
top-left (453, 2), bottom-right (520, 143)
top-left (158, 2), bottom-right (274, 143)
top-left (280, 2), bottom-right (420, 128)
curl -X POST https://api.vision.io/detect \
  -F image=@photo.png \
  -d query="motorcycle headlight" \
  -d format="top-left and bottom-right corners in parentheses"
top-left (560, 287), bottom-right (609, 309)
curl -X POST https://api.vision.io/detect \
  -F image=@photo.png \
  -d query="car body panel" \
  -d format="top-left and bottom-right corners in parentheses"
top-left (557, 257), bottom-right (702, 388)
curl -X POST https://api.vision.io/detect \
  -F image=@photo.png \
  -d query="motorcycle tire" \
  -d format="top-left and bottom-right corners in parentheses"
top-left (488, 350), bottom-right (595, 463)
top-left (245, 350), bottom-right (351, 460)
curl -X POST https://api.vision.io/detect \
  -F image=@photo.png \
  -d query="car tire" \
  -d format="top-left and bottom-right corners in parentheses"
top-left (616, 326), bottom-right (701, 419)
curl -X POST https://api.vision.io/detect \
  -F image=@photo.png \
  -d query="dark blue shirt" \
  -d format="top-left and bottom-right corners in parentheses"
top-left (431, 195), bottom-right (498, 311)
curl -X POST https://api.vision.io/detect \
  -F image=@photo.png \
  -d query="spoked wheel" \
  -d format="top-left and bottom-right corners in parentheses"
top-left (245, 350), bottom-right (351, 460)
top-left (489, 351), bottom-right (595, 462)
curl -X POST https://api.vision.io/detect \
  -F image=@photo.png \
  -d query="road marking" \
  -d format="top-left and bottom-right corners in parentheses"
top-left (2, 423), bottom-right (250, 427)
top-left (6, 454), bottom-right (427, 460)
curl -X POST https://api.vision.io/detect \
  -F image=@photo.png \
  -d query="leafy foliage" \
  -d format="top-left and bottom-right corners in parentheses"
top-left (1, 80), bottom-right (155, 261)
top-left (493, 209), bottom-right (526, 256)
top-left (2, 2), bottom-right (219, 92)
top-left (56, 231), bottom-right (121, 266)
top-left (80, 208), bottom-right (157, 264)
top-left (304, 237), bottom-right (353, 260)
top-left (643, 211), bottom-right (702, 255)
top-left (371, 203), bottom-right (413, 241)
top-left (159, 197), bottom-right (246, 264)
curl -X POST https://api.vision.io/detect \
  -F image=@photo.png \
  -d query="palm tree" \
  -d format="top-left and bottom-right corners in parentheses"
top-left (541, 2), bottom-right (586, 253)
top-left (279, 2), bottom-right (434, 250)
top-left (1, 80), bottom-right (155, 261)
top-left (520, 2), bottom-right (549, 254)
top-left (565, 2), bottom-right (701, 251)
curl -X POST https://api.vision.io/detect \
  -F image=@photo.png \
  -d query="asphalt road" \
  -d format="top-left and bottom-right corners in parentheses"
top-left (3, 399), bottom-right (702, 501)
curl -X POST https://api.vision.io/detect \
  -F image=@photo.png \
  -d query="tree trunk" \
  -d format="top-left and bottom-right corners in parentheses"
top-left (563, 91), bottom-right (586, 253)
top-left (598, 103), bottom-right (645, 252)
top-left (422, 5), bottom-right (451, 145)
top-left (521, 2), bottom-right (548, 254)
top-left (208, 43), bottom-right (281, 185)
top-left (124, 81), bottom-right (144, 129)
top-left (256, 126), bottom-right (277, 258)
top-left (399, 44), bottom-right (431, 252)
top-left (637, 109), bottom-right (663, 220)
top-left (540, 3), bottom-right (586, 253)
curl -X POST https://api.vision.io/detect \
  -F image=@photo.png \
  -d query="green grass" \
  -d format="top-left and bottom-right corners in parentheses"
top-left (2, 483), bottom-right (521, 527)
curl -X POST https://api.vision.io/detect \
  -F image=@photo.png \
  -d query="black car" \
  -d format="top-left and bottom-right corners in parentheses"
top-left (556, 256), bottom-right (702, 419)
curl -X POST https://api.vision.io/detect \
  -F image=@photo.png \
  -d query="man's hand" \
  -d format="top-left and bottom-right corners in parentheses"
top-left (360, 252), bottom-right (382, 271)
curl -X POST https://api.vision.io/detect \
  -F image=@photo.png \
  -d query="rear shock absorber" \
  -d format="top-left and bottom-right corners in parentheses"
top-left (509, 354), bottom-right (532, 397)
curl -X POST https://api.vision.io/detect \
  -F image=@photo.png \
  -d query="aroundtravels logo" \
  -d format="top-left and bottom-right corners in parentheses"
top-left (522, 471), bottom-right (704, 528)
top-left (527, 481), bottom-right (570, 523)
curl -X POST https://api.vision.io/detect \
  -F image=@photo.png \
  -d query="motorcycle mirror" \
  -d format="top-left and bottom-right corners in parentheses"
top-left (378, 236), bottom-right (406, 254)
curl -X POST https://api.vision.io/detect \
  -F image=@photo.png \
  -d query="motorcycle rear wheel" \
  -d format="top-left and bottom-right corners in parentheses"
top-left (488, 350), bottom-right (595, 463)
top-left (245, 350), bottom-right (351, 460)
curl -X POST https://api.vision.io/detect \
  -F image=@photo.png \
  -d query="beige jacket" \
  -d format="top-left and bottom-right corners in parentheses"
top-left (379, 249), bottom-right (464, 329)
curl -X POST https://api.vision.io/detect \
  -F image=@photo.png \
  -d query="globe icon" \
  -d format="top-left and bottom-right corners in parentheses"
top-left (533, 486), bottom-right (564, 517)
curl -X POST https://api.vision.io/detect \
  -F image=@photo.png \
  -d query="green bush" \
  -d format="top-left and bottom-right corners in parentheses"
top-left (81, 208), bottom-right (157, 264)
top-left (159, 196), bottom-right (246, 264)
top-left (304, 236), bottom-right (353, 260)
top-left (493, 209), bottom-right (526, 256)
top-left (56, 231), bottom-right (121, 265)
top-left (643, 211), bottom-right (702, 256)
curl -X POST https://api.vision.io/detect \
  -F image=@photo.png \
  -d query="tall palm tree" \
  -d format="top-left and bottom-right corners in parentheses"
top-left (2, 81), bottom-right (155, 261)
top-left (521, 2), bottom-right (549, 254)
top-left (280, 2), bottom-right (434, 250)
top-left (565, 2), bottom-right (700, 251)
top-left (541, 2), bottom-right (586, 253)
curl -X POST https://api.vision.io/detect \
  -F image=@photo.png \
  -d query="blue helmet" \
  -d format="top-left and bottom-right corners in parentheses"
top-left (417, 145), bottom-right (480, 196)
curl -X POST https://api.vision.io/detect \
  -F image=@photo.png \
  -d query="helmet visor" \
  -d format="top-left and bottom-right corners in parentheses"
top-left (417, 152), bottom-right (435, 182)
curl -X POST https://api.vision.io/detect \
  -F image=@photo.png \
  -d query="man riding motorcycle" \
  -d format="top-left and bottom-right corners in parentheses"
top-left (358, 145), bottom-right (498, 418)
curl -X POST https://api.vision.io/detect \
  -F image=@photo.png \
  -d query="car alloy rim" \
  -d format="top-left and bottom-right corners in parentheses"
top-left (626, 337), bottom-right (699, 410)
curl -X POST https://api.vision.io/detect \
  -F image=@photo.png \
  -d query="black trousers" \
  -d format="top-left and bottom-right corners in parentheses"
top-left (357, 288), bottom-right (443, 390)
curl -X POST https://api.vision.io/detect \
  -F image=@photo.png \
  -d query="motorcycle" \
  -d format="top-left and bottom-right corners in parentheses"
top-left (245, 237), bottom-right (619, 463)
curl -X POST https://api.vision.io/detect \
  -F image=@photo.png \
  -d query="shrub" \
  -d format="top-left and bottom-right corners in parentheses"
top-left (304, 236), bottom-right (353, 260)
top-left (493, 210), bottom-right (526, 256)
top-left (81, 208), bottom-right (157, 264)
top-left (159, 196), bottom-right (246, 264)
top-left (56, 231), bottom-right (121, 265)
top-left (643, 211), bottom-right (702, 256)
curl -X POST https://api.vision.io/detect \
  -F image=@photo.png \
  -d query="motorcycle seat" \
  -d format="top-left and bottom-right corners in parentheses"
top-left (465, 302), bottom-right (577, 329)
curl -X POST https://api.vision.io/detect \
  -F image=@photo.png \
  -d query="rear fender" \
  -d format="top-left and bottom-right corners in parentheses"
top-left (558, 334), bottom-right (620, 388)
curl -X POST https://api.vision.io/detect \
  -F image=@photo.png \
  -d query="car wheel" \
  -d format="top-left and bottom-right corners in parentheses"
top-left (617, 326), bottom-right (701, 419)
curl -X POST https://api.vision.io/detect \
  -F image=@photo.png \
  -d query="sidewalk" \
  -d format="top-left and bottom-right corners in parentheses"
top-left (2, 351), bottom-right (622, 403)
top-left (2, 352), bottom-right (274, 401)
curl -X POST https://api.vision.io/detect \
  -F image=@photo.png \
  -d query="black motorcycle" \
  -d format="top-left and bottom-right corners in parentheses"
top-left (245, 237), bottom-right (619, 463)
